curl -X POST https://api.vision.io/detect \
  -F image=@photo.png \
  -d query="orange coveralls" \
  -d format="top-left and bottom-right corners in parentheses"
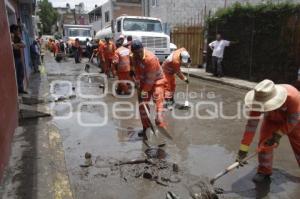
top-left (113, 46), bottom-right (131, 93)
top-left (131, 49), bottom-right (166, 129)
top-left (52, 41), bottom-right (58, 56)
top-left (162, 48), bottom-right (186, 100)
top-left (240, 85), bottom-right (300, 175)
top-left (97, 40), bottom-right (105, 70)
top-left (101, 41), bottom-right (116, 76)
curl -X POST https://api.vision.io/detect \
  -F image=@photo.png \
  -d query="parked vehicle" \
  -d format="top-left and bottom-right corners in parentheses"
top-left (63, 24), bottom-right (92, 55)
top-left (96, 16), bottom-right (171, 62)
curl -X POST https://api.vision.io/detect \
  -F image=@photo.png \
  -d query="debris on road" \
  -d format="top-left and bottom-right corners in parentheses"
top-left (186, 178), bottom-right (219, 199)
top-left (116, 159), bottom-right (153, 166)
top-left (80, 152), bottom-right (93, 168)
top-left (172, 163), bottom-right (179, 172)
top-left (144, 148), bottom-right (167, 159)
top-left (166, 191), bottom-right (181, 199)
top-left (92, 155), bottom-right (183, 187)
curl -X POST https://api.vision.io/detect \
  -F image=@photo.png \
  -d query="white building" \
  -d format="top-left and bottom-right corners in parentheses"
top-left (88, 0), bottom-right (142, 34)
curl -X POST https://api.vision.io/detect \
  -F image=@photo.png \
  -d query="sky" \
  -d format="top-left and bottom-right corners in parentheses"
top-left (49, 0), bottom-right (107, 12)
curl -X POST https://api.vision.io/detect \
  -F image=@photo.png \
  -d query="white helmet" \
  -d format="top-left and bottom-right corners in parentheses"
top-left (180, 51), bottom-right (190, 64)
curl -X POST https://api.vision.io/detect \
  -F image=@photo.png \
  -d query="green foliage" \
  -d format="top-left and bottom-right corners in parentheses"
top-left (38, 0), bottom-right (58, 34)
top-left (207, 2), bottom-right (300, 83)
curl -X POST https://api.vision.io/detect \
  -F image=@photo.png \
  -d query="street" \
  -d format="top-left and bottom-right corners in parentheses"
top-left (1, 53), bottom-right (299, 199)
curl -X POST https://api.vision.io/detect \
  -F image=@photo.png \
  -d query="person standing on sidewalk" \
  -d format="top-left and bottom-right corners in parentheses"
top-left (130, 40), bottom-right (167, 137)
top-left (209, 33), bottom-right (234, 77)
top-left (10, 24), bottom-right (27, 94)
top-left (162, 48), bottom-right (190, 107)
top-left (236, 79), bottom-right (300, 183)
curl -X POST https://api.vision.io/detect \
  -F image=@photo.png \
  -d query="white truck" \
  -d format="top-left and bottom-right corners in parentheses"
top-left (95, 16), bottom-right (171, 62)
top-left (63, 24), bottom-right (93, 53)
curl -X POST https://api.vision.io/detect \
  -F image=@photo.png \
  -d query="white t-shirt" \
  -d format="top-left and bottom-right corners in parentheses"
top-left (209, 40), bottom-right (230, 58)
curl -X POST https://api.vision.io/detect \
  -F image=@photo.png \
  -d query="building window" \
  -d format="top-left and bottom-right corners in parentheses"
top-left (105, 11), bottom-right (110, 22)
top-left (151, 0), bottom-right (158, 7)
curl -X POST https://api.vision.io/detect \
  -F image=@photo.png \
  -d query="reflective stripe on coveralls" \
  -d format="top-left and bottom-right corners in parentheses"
top-left (240, 85), bottom-right (300, 174)
top-left (114, 46), bottom-right (131, 93)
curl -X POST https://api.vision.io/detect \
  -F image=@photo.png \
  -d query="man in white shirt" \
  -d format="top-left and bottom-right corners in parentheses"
top-left (209, 33), bottom-right (232, 77)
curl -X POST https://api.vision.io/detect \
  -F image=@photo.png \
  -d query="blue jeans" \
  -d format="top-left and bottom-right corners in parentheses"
top-left (14, 57), bottom-right (24, 92)
top-left (212, 56), bottom-right (223, 76)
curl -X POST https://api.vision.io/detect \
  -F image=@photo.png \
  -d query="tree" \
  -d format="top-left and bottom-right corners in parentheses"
top-left (38, 0), bottom-right (58, 34)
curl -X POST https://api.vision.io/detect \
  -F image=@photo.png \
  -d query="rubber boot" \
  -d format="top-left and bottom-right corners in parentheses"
top-left (252, 173), bottom-right (271, 183)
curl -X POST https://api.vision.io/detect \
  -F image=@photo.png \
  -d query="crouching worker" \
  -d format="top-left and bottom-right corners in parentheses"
top-left (236, 79), bottom-right (300, 183)
top-left (130, 40), bottom-right (167, 137)
top-left (113, 38), bottom-right (131, 95)
top-left (162, 48), bottom-right (190, 107)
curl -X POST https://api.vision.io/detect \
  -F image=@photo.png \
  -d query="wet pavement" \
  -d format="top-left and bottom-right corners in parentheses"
top-left (1, 53), bottom-right (300, 199)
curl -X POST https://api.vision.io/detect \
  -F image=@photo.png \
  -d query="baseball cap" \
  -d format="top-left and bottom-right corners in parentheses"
top-left (131, 40), bottom-right (143, 51)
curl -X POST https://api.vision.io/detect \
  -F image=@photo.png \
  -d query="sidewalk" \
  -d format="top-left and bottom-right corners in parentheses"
top-left (181, 68), bottom-right (257, 90)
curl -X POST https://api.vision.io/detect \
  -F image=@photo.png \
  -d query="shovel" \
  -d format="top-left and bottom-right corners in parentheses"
top-left (85, 51), bottom-right (96, 73)
top-left (210, 139), bottom-right (279, 185)
top-left (210, 152), bottom-right (258, 185)
top-left (176, 64), bottom-right (191, 110)
top-left (184, 64), bottom-right (191, 108)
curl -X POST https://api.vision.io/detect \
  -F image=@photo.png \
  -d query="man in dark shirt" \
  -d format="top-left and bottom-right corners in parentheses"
top-left (10, 24), bottom-right (26, 94)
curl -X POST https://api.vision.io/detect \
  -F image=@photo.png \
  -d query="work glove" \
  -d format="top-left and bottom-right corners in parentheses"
top-left (236, 150), bottom-right (248, 166)
top-left (140, 90), bottom-right (148, 99)
top-left (264, 131), bottom-right (282, 147)
top-left (184, 77), bottom-right (189, 84)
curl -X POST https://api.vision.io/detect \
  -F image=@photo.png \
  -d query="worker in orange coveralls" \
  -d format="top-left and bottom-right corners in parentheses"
top-left (130, 40), bottom-right (167, 137)
top-left (96, 39), bottom-right (105, 72)
top-left (73, 38), bottom-right (81, 63)
top-left (113, 37), bottom-right (131, 95)
top-left (101, 36), bottom-right (116, 77)
top-left (52, 40), bottom-right (58, 57)
top-left (236, 79), bottom-right (300, 183)
top-left (162, 48), bottom-right (191, 107)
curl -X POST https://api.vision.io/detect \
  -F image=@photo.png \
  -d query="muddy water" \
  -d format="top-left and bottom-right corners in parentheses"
top-left (47, 61), bottom-right (300, 199)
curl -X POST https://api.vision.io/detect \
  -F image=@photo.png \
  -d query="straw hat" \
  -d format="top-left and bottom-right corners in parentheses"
top-left (244, 79), bottom-right (287, 112)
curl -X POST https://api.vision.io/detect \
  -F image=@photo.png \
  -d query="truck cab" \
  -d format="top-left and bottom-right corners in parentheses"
top-left (96, 16), bottom-right (170, 62)
top-left (63, 24), bottom-right (93, 53)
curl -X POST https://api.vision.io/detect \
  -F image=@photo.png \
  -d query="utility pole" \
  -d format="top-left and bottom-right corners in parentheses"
top-left (224, 0), bottom-right (227, 8)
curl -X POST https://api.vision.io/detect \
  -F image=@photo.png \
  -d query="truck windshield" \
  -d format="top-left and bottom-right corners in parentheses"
top-left (68, 29), bottom-right (91, 37)
top-left (123, 18), bottom-right (162, 32)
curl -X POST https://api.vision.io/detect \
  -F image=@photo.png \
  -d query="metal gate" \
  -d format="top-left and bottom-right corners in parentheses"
top-left (170, 25), bottom-right (204, 67)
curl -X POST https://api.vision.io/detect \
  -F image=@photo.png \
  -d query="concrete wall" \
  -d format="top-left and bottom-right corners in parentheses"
top-left (142, 0), bottom-right (300, 28)
top-left (113, 2), bottom-right (142, 19)
top-left (101, 1), bottom-right (113, 28)
top-left (89, 0), bottom-right (142, 32)
top-left (0, 0), bottom-right (19, 180)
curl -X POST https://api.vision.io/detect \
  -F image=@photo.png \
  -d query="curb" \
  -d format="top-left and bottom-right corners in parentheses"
top-left (182, 72), bottom-right (255, 91)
